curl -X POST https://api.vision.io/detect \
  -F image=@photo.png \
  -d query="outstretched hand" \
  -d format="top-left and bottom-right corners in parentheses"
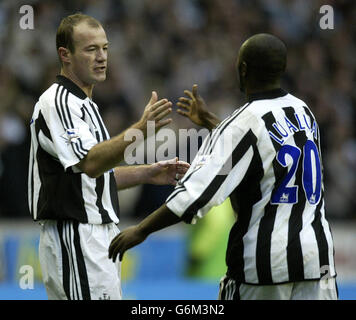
top-left (176, 84), bottom-right (220, 130)
top-left (139, 91), bottom-right (173, 132)
top-left (147, 157), bottom-right (190, 186)
top-left (177, 84), bottom-right (208, 127)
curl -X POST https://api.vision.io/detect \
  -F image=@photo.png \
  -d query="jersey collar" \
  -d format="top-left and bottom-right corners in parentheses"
top-left (247, 88), bottom-right (288, 102)
top-left (55, 75), bottom-right (88, 100)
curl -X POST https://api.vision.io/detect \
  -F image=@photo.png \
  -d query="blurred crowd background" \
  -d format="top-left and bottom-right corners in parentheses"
top-left (0, 0), bottom-right (355, 222)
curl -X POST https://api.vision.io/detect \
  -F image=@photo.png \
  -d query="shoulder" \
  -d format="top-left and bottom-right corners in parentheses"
top-left (220, 103), bottom-right (262, 135)
top-left (283, 93), bottom-right (308, 107)
top-left (246, 93), bottom-right (309, 117)
top-left (38, 83), bottom-right (59, 105)
top-left (38, 83), bottom-right (83, 113)
top-left (233, 102), bottom-right (263, 125)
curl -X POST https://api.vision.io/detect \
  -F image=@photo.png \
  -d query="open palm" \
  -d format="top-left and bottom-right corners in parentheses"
top-left (177, 84), bottom-right (220, 130)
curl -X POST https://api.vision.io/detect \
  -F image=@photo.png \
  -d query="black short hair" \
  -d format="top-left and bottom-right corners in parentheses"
top-left (239, 33), bottom-right (287, 83)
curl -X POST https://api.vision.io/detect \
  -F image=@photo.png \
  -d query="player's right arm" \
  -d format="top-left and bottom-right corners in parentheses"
top-left (176, 84), bottom-right (220, 130)
top-left (77, 91), bottom-right (172, 178)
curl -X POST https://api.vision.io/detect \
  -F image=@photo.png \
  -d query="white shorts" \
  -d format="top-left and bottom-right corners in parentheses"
top-left (218, 275), bottom-right (338, 300)
top-left (39, 220), bottom-right (121, 300)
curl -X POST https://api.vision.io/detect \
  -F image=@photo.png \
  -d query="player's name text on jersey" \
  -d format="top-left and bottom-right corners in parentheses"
top-left (268, 110), bottom-right (318, 145)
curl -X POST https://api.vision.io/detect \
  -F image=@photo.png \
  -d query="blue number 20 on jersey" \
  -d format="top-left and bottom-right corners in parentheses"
top-left (271, 139), bottom-right (322, 205)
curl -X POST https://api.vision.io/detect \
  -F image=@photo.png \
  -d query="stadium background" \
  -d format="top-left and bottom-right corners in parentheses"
top-left (0, 0), bottom-right (355, 299)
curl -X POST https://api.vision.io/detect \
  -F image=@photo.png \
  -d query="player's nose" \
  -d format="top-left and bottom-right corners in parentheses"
top-left (96, 48), bottom-right (107, 62)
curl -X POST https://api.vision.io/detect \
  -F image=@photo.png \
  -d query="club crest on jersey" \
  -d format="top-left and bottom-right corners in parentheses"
top-left (280, 193), bottom-right (289, 203)
top-left (195, 155), bottom-right (210, 169)
top-left (61, 128), bottom-right (80, 144)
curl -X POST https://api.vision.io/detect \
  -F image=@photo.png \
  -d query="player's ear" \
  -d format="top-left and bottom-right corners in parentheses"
top-left (58, 47), bottom-right (71, 64)
top-left (239, 61), bottom-right (247, 78)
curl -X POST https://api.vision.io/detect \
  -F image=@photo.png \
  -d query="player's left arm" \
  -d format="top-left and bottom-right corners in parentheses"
top-left (114, 157), bottom-right (190, 190)
top-left (108, 204), bottom-right (181, 262)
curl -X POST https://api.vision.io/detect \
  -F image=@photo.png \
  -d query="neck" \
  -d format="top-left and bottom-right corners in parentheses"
top-left (245, 81), bottom-right (281, 100)
top-left (60, 69), bottom-right (94, 99)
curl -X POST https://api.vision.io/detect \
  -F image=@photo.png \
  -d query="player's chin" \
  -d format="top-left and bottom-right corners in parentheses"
top-left (91, 72), bottom-right (107, 83)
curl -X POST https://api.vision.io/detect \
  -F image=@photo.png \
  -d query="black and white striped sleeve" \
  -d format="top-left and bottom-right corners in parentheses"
top-left (41, 87), bottom-right (97, 171)
top-left (166, 110), bottom-right (259, 223)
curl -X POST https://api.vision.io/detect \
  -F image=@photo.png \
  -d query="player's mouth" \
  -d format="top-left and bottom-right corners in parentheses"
top-left (94, 66), bottom-right (106, 73)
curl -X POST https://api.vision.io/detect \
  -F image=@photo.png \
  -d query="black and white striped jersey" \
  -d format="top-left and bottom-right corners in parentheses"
top-left (28, 75), bottom-right (120, 224)
top-left (166, 88), bottom-right (336, 285)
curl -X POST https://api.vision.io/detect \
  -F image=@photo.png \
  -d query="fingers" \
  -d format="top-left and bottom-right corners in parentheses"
top-left (108, 234), bottom-right (123, 262)
top-left (176, 109), bottom-right (189, 118)
top-left (176, 161), bottom-right (190, 172)
top-left (176, 102), bottom-right (190, 112)
top-left (109, 236), bottom-right (128, 262)
top-left (154, 106), bottom-right (172, 121)
top-left (192, 84), bottom-right (198, 98)
top-left (152, 101), bottom-right (172, 115)
top-left (176, 173), bottom-right (185, 180)
top-left (155, 118), bottom-right (172, 130)
top-left (108, 235), bottom-right (118, 257)
top-left (150, 99), bottom-right (172, 111)
top-left (176, 166), bottom-right (189, 174)
top-left (157, 158), bottom-right (187, 168)
top-left (156, 157), bottom-right (178, 168)
top-left (142, 97), bottom-right (173, 131)
top-left (161, 157), bottom-right (178, 166)
top-left (176, 101), bottom-right (190, 118)
top-left (154, 158), bottom-right (188, 171)
top-left (178, 97), bottom-right (191, 105)
top-left (183, 84), bottom-right (198, 99)
top-left (108, 234), bottom-right (121, 256)
top-left (156, 159), bottom-right (188, 177)
top-left (148, 91), bottom-right (158, 105)
top-left (170, 172), bottom-right (185, 186)
top-left (176, 160), bottom-right (190, 167)
top-left (108, 225), bottom-right (148, 262)
top-left (184, 89), bottom-right (194, 100)
top-left (146, 97), bottom-right (172, 127)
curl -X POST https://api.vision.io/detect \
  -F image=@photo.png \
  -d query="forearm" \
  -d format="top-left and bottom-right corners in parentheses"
top-left (114, 165), bottom-right (150, 190)
top-left (78, 121), bottom-right (144, 178)
top-left (201, 110), bottom-right (220, 130)
top-left (138, 204), bottom-right (182, 237)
